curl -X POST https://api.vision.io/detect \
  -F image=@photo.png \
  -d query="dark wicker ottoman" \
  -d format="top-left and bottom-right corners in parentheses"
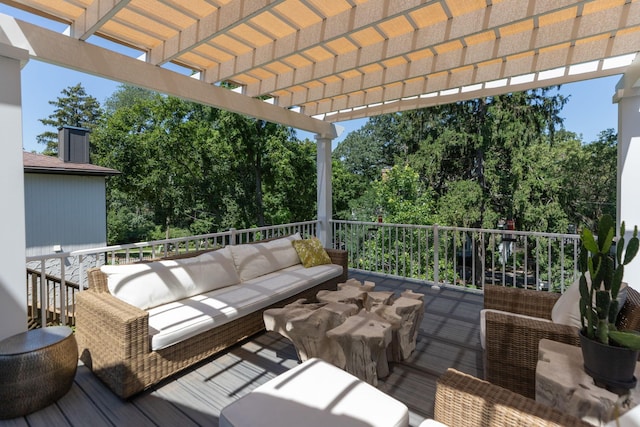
top-left (0, 326), bottom-right (78, 419)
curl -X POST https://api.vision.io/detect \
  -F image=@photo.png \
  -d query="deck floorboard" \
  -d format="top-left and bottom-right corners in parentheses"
top-left (0, 271), bottom-right (483, 427)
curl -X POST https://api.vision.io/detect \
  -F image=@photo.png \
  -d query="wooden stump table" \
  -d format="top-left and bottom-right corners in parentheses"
top-left (264, 279), bottom-right (424, 386)
top-left (264, 300), bottom-right (358, 368)
top-left (326, 311), bottom-right (392, 386)
top-left (536, 338), bottom-right (640, 425)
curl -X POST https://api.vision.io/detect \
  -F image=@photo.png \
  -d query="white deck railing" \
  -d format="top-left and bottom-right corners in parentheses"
top-left (25, 219), bottom-right (580, 328)
top-left (330, 220), bottom-right (580, 292)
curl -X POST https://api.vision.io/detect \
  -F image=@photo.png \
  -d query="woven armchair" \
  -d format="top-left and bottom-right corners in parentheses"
top-left (433, 368), bottom-right (590, 427)
top-left (483, 284), bottom-right (640, 399)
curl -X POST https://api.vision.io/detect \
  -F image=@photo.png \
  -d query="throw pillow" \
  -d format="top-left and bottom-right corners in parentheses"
top-left (292, 237), bottom-right (332, 268)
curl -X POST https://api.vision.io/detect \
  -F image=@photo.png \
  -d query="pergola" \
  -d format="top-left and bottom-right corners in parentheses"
top-left (1, 0), bottom-right (640, 341)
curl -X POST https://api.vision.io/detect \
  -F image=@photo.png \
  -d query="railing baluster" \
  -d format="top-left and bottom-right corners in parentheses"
top-left (548, 238), bottom-right (553, 292)
top-left (60, 259), bottom-right (66, 326)
top-left (433, 224), bottom-right (439, 286)
top-left (39, 260), bottom-right (46, 328)
top-left (536, 237), bottom-right (541, 291)
top-left (560, 237), bottom-right (565, 292)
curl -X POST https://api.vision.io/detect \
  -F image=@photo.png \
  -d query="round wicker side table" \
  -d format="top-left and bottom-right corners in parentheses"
top-left (0, 326), bottom-right (78, 419)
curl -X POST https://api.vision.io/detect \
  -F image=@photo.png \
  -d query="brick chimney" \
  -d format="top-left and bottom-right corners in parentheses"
top-left (58, 126), bottom-right (90, 164)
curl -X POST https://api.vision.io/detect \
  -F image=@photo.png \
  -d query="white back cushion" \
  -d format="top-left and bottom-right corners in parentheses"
top-left (551, 276), bottom-right (584, 328)
top-left (229, 233), bottom-right (302, 281)
top-left (101, 247), bottom-right (239, 310)
top-left (552, 272), bottom-right (628, 329)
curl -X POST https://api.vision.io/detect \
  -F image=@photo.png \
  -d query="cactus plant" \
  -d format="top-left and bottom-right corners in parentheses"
top-left (578, 214), bottom-right (640, 349)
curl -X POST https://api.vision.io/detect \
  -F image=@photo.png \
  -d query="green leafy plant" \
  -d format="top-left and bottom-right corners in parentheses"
top-left (579, 214), bottom-right (640, 349)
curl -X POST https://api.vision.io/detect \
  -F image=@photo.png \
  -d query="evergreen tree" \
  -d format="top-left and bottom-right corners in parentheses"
top-left (36, 83), bottom-right (102, 155)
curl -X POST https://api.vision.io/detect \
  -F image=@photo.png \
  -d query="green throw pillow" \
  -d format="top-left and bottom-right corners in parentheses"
top-left (292, 237), bottom-right (332, 268)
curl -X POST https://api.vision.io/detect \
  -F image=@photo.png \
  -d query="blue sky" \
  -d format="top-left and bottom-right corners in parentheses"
top-left (3, 4), bottom-right (620, 153)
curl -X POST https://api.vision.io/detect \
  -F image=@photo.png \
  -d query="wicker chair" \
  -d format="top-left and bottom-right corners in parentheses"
top-left (483, 284), bottom-right (640, 399)
top-left (433, 368), bottom-right (591, 426)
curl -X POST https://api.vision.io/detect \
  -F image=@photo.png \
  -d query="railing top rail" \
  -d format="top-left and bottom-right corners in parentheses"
top-left (26, 231), bottom-right (232, 262)
top-left (330, 219), bottom-right (579, 240)
top-left (233, 221), bottom-right (318, 235)
top-left (25, 221), bottom-right (320, 262)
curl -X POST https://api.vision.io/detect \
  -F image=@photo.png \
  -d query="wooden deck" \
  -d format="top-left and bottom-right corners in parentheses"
top-left (0, 271), bottom-right (483, 427)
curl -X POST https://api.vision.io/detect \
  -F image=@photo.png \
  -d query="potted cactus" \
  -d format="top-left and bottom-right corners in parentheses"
top-left (578, 214), bottom-right (640, 393)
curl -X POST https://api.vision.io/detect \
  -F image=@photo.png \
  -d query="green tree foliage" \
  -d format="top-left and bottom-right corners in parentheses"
top-left (333, 88), bottom-right (592, 233)
top-left (36, 83), bottom-right (102, 155)
top-left (89, 85), bottom-right (316, 243)
top-left (561, 129), bottom-right (617, 231)
top-left (332, 118), bottom-right (394, 182)
top-left (334, 86), bottom-right (616, 237)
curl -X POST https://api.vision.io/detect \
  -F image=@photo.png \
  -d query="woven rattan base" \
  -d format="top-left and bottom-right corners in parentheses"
top-left (0, 326), bottom-right (78, 419)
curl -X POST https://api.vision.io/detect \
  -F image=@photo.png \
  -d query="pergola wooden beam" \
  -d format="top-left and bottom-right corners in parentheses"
top-left (0, 13), bottom-right (337, 138)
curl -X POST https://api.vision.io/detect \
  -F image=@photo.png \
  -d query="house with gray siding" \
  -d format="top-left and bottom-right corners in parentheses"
top-left (24, 127), bottom-right (118, 281)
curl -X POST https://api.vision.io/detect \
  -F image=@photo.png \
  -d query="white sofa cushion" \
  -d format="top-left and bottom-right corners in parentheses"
top-left (101, 247), bottom-right (240, 310)
top-left (419, 420), bottom-right (448, 427)
top-left (194, 247), bottom-right (241, 291)
top-left (220, 358), bottom-right (409, 427)
top-left (148, 263), bottom-right (342, 350)
top-left (228, 233), bottom-right (302, 281)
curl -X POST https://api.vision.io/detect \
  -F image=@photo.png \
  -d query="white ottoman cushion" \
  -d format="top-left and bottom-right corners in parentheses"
top-left (220, 358), bottom-right (409, 427)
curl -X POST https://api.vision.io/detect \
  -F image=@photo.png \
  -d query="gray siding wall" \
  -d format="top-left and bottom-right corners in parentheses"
top-left (25, 173), bottom-right (107, 256)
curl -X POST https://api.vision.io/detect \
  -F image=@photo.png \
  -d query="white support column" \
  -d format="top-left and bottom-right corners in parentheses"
top-left (0, 43), bottom-right (28, 340)
top-left (615, 58), bottom-right (640, 289)
top-left (316, 134), bottom-right (333, 247)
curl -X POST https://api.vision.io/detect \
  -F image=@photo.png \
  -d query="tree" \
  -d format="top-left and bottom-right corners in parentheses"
top-left (103, 84), bottom-right (156, 112)
top-left (559, 129), bottom-right (617, 231)
top-left (36, 83), bottom-right (102, 155)
top-left (332, 119), bottom-right (393, 183)
top-left (91, 85), bottom-right (319, 243)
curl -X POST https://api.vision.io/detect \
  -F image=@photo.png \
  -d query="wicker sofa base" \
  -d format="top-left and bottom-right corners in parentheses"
top-left (76, 249), bottom-right (347, 399)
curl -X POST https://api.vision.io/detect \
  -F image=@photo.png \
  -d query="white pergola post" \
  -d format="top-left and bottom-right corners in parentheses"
top-left (615, 58), bottom-right (640, 289)
top-left (316, 134), bottom-right (333, 247)
top-left (0, 43), bottom-right (28, 340)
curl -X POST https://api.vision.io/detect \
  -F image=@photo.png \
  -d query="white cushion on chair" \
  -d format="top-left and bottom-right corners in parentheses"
top-left (551, 273), bottom-right (628, 329)
top-left (220, 358), bottom-right (409, 427)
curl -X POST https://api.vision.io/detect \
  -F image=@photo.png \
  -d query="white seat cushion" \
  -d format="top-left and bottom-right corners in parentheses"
top-left (148, 263), bottom-right (342, 350)
top-left (219, 358), bottom-right (409, 427)
top-left (101, 247), bottom-right (239, 310)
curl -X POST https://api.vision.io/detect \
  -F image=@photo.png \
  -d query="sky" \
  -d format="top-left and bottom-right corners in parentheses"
top-left (3, 4), bottom-right (621, 154)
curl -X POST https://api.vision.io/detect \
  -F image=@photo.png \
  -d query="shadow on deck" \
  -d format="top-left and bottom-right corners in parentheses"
top-left (1, 271), bottom-right (483, 427)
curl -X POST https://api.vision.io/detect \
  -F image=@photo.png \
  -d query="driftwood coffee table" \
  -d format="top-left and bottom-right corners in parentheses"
top-left (263, 279), bottom-right (424, 385)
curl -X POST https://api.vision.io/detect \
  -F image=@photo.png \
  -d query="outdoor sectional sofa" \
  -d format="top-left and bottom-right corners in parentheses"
top-left (75, 234), bottom-right (347, 398)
